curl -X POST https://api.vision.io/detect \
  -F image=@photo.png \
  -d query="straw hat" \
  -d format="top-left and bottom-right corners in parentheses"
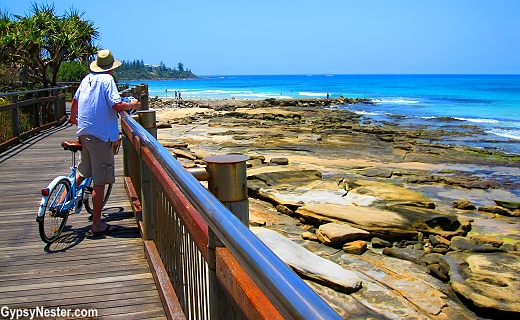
top-left (90, 49), bottom-right (122, 72)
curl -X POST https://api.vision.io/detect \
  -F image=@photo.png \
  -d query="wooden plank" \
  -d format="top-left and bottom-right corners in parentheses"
top-left (216, 247), bottom-right (284, 320)
top-left (0, 122), bottom-right (168, 319)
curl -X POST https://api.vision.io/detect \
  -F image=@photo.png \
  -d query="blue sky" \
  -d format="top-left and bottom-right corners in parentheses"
top-left (2, 0), bottom-right (519, 75)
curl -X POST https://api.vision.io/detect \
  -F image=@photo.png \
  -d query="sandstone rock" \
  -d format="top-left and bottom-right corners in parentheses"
top-left (249, 169), bottom-right (322, 186)
top-left (295, 204), bottom-right (418, 241)
top-left (356, 167), bottom-right (393, 178)
top-left (269, 157), bottom-right (289, 165)
top-left (338, 251), bottom-right (478, 319)
top-left (171, 148), bottom-right (197, 160)
top-left (248, 154), bottom-right (265, 163)
top-left (316, 223), bottom-right (371, 246)
top-left (387, 204), bottom-right (470, 239)
top-left (428, 235), bottom-right (450, 246)
top-left (302, 231), bottom-right (318, 241)
top-left (382, 247), bottom-right (427, 266)
top-left (449, 236), bottom-right (502, 253)
top-left (406, 174), bottom-right (437, 184)
top-left (426, 264), bottom-right (449, 282)
top-left (191, 148), bottom-right (213, 160)
top-left (469, 234), bottom-right (503, 247)
top-left (162, 141), bottom-right (188, 148)
top-left (440, 176), bottom-right (499, 189)
top-left (500, 243), bottom-right (515, 252)
top-left (452, 199), bottom-right (476, 210)
top-left (431, 244), bottom-right (450, 254)
top-left (429, 234), bottom-right (441, 246)
top-left (249, 216), bottom-right (266, 227)
top-left (494, 199), bottom-right (520, 210)
top-left (252, 227), bottom-right (363, 293)
top-left (421, 253), bottom-right (444, 265)
top-left (248, 171), bottom-right (382, 208)
top-left (347, 179), bottom-right (435, 208)
top-left (443, 252), bottom-right (520, 314)
top-left (343, 240), bottom-right (368, 255)
top-left (246, 158), bottom-right (263, 167)
top-left (371, 237), bottom-right (393, 248)
top-left (478, 205), bottom-right (518, 216)
top-left (156, 120), bottom-right (172, 128)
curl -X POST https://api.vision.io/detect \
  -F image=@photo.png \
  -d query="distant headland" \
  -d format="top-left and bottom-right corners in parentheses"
top-left (116, 60), bottom-right (196, 80)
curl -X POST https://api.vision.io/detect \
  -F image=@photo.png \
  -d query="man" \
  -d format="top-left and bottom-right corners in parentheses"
top-left (69, 49), bottom-right (139, 235)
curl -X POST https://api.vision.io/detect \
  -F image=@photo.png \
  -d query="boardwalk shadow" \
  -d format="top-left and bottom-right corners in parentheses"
top-left (44, 225), bottom-right (90, 253)
top-left (44, 207), bottom-right (140, 252)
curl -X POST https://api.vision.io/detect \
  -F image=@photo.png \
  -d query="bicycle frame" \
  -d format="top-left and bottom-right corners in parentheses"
top-left (37, 162), bottom-right (92, 219)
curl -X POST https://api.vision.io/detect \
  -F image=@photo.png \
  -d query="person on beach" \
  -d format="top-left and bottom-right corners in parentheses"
top-left (68, 49), bottom-right (139, 236)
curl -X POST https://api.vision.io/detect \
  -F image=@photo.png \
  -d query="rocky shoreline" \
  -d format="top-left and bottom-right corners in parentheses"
top-left (150, 97), bottom-right (520, 319)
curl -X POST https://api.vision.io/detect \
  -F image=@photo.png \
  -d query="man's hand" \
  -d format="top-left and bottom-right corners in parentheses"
top-left (68, 116), bottom-right (78, 125)
top-left (113, 97), bottom-right (140, 112)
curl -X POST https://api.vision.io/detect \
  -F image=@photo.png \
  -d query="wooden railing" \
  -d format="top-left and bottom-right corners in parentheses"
top-left (0, 87), bottom-right (67, 153)
top-left (120, 100), bottom-right (341, 319)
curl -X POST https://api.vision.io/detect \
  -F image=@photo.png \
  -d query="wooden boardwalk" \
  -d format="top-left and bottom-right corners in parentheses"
top-left (0, 123), bottom-right (167, 319)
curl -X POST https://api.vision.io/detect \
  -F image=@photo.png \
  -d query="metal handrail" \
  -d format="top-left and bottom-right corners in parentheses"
top-left (122, 112), bottom-right (341, 320)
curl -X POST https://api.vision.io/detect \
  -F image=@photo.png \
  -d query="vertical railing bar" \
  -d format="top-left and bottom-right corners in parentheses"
top-left (191, 241), bottom-right (198, 320)
top-left (182, 224), bottom-right (189, 319)
top-left (198, 243), bottom-right (209, 320)
top-left (176, 210), bottom-right (185, 313)
top-left (188, 231), bottom-right (195, 320)
top-left (187, 233), bottom-right (193, 320)
top-left (192, 240), bottom-right (201, 320)
top-left (186, 236), bottom-right (192, 319)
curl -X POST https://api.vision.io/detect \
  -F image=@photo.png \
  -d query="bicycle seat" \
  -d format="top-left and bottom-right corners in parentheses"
top-left (61, 140), bottom-right (82, 152)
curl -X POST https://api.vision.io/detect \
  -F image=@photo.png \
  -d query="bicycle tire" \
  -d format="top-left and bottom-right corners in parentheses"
top-left (38, 178), bottom-right (71, 243)
top-left (84, 181), bottom-right (112, 215)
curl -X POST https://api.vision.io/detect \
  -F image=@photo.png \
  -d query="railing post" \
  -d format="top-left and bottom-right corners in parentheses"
top-left (11, 95), bottom-right (20, 139)
top-left (138, 110), bottom-right (157, 139)
top-left (139, 138), bottom-right (155, 241)
top-left (140, 83), bottom-right (149, 111)
top-left (138, 110), bottom-right (157, 241)
top-left (52, 89), bottom-right (58, 122)
top-left (204, 155), bottom-right (250, 224)
top-left (34, 93), bottom-right (41, 129)
top-left (203, 155), bottom-right (249, 319)
top-left (121, 126), bottom-right (131, 178)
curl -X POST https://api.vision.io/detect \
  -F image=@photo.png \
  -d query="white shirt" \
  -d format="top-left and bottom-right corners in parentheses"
top-left (75, 72), bottom-right (121, 142)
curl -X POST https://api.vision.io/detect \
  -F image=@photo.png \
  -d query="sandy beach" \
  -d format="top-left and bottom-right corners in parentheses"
top-left (150, 97), bottom-right (520, 318)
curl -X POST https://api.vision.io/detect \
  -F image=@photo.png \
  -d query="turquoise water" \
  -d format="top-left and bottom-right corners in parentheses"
top-left (129, 74), bottom-right (520, 154)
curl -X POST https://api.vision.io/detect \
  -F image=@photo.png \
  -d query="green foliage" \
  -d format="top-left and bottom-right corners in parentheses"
top-left (57, 60), bottom-right (89, 82)
top-left (0, 4), bottom-right (99, 90)
top-left (116, 60), bottom-right (196, 80)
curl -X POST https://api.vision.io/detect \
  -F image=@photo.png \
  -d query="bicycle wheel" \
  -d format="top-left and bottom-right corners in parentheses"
top-left (38, 178), bottom-right (71, 243)
top-left (84, 181), bottom-right (112, 215)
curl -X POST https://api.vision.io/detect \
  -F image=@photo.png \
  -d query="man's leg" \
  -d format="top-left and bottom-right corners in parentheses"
top-left (84, 136), bottom-right (118, 234)
top-left (76, 172), bottom-right (85, 188)
top-left (90, 183), bottom-right (110, 233)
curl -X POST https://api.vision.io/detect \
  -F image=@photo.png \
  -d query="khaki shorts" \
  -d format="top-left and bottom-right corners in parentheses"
top-left (78, 135), bottom-right (115, 185)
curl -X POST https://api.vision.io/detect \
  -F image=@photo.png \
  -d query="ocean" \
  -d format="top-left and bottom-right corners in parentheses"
top-left (128, 74), bottom-right (520, 155)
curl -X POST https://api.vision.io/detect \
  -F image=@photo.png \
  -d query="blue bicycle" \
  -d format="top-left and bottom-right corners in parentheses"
top-left (36, 140), bottom-right (113, 243)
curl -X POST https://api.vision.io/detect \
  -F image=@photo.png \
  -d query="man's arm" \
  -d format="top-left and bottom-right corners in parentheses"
top-left (68, 98), bottom-right (79, 125)
top-left (112, 99), bottom-right (140, 112)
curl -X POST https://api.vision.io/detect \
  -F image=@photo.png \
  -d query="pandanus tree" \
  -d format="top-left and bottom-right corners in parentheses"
top-left (0, 4), bottom-right (99, 89)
